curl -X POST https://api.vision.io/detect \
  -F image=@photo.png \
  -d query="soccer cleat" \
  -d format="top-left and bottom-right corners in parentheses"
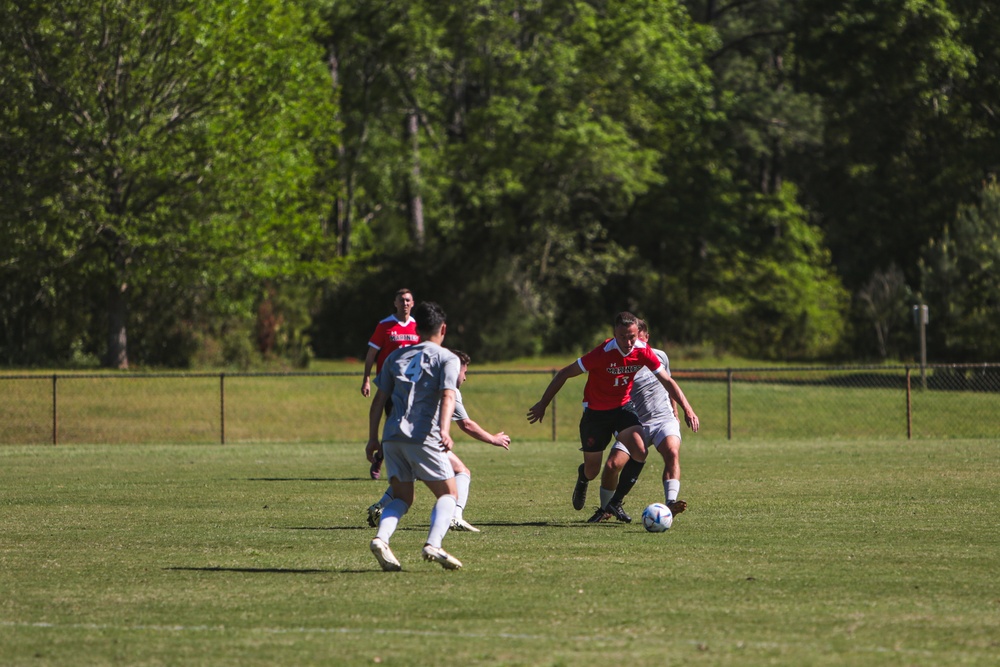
top-left (369, 452), bottom-right (383, 480)
top-left (421, 545), bottom-right (462, 570)
top-left (370, 538), bottom-right (401, 572)
top-left (587, 506), bottom-right (611, 523)
top-left (605, 499), bottom-right (632, 523)
top-left (666, 499), bottom-right (687, 516)
top-left (366, 503), bottom-right (382, 528)
top-left (450, 517), bottom-right (481, 533)
top-left (572, 464), bottom-right (589, 510)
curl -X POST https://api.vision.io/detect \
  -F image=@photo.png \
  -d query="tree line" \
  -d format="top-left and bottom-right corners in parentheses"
top-left (2, 0), bottom-right (998, 368)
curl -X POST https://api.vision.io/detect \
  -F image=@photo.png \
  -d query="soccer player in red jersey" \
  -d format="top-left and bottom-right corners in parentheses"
top-left (526, 312), bottom-right (699, 521)
top-left (361, 288), bottom-right (420, 398)
top-left (362, 288), bottom-right (420, 479)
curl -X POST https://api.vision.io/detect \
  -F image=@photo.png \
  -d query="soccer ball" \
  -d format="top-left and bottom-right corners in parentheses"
top-left (642, 503), bottom-right (673, 533)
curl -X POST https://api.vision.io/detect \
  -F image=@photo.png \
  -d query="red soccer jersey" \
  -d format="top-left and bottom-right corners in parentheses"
top-left (576, 338), bottom-right (664, 410)
top-left (368, 316), bottom-right (420, 372)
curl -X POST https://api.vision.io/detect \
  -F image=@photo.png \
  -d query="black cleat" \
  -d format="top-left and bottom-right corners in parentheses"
top-left (605, 500), bottom-right (632, 523)
top-left (587, 506), bottom-right (611, 523)
top-left (572, 465), bottom-right (589, 510)
top-left (366, 503), bottom-right (382, 528)
top-left (666, 499), bottom-right (687, 516)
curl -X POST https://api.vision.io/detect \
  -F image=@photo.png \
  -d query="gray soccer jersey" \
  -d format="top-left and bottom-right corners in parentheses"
top-left (626, 348), bottom-right (676, 424)
top-left (375, 342), bottom-right (460, 446)
top-left (452, 388), bottom-right (469, 422)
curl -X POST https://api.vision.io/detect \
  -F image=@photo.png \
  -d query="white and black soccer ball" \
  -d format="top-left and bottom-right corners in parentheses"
top-left (642, 503), bottom-right (673, 533)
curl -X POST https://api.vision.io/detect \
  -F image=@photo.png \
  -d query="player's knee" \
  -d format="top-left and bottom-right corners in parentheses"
top-left (627, 443), bottom-right (648, 463)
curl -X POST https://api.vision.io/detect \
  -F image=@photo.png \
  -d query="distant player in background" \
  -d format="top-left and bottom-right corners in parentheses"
top-left (367, 350), bottom-right (510, 532)
top-left (525, 312), bottom-right (699, 522)
top-left (361, 288), bottom-right (420, 479)
top-left (366, 301), bottom-right (464, 571)
top-left (592, 319), bottom-right (690, 523)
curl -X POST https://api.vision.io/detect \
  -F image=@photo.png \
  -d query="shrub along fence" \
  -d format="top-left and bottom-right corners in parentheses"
top-left (1, 364), bottom-right (998, 445)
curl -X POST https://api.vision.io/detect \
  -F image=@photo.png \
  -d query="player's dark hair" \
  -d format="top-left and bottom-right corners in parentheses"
top-left (636, 319), bottom-right (648, 335)
top-left (450, 349), bottom-right (471, 365)
top-left (614, 311), bottom-right (639, 328)
top-left (414, 301), bottom-right (447, 335)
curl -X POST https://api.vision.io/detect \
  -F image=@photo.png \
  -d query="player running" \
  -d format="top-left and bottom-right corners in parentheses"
top-left (366, 301), bottom-right (463, 571)
top-left (367, 349), bottom-right (511, 532)
top-left (525, 311), bottom-right (699, 522)
top-left (592, 319), bottom-right (688, 523)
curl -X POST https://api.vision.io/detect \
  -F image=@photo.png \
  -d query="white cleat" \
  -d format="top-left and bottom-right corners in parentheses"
top-left (370, 538), bottom-right (401, 572)
top-left (450, 517), bottom-right (481, 533)
top-left (421, 545), bottom-right (463, 570)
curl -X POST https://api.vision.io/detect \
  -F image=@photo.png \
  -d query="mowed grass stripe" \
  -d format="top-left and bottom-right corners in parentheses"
top-left (1, 619), bottom-right (958, 659)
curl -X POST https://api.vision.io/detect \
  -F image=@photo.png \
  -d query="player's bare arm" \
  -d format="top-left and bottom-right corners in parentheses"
top-left (456, 419), bottom-right (511, 449)
top-left (655, 369), bottom-right (699, 432)
top-left (438, 389), bottom-right (456, 451)
top-left (526, 362), bottom-right (584, 423)
top-left (366, 388), bottom-right (388, 460)
top-left (361, 347), bottom-right (378, 397)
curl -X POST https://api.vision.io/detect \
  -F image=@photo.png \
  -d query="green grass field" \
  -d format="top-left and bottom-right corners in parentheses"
top-left (3, 364), bottom-right (998, 445)
top-left (3, 438), bottom-right (999, 666)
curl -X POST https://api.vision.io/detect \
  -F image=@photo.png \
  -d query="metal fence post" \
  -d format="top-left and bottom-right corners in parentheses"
top-left (906, 366), bottom-right (912, 440)
top-left (551, 369), bottom-right (557, 442)
top-left (52, 374), bottom-right (58, 445)
top-left (220, 373), bottom-right (226, 445)
top-left (727, 368), bottom-right (733, 441)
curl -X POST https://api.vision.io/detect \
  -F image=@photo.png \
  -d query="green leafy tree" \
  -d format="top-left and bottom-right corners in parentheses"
top-left (856, 264), bottom-right (914, 360)
top-left (0, 0), bottom-right (337, 367)
top-left (318, 0), bottom-right (432, 257)
top-left (795, 0), bottom-right (978, 289)
top-left (682, 0), bottom-right (825, 196)
top-left (315, 0), bottom-right (852, 360)
top-left (622, 1), bottom-right (845, 357)
top-left (317, 0), bottom-right (722, 358)
top-left (919, 177), bottom-right (1000, 360)
top-left (693, 183), bottom-right (848, 358)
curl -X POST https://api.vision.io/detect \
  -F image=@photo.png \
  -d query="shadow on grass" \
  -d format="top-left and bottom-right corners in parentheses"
top-left (244, 477), bottom-right (370, 482)
top-left (166, 565), bottom-right (421, 575)
top-left (165, 566), bottom-right (329, 574)
top-left (282, 525), bottom-right (372, 531)
top-left (283, 521), bottom-right (606, 530)
top-left (473, 521), bottom-right (620, 528)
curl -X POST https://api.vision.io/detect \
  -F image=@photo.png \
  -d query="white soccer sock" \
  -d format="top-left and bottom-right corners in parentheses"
top-left (600, 486), bottom-right (615, 509)
top-left (664, 479), bottom-right (680, 503)
top-left (426, 494), bottom-right (457, 549)
top-left (377, 487), bottom-right (394, 509)
top-left (453, 473), bottom-right (471, 521)
top-left (375, 498), bottom-right (408, 543)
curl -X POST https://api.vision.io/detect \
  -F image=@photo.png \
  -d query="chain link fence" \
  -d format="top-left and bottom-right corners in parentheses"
top-left (672, 364), bottom-right (1000, 441)
top-left (1, 364), bottom-right (998, 445)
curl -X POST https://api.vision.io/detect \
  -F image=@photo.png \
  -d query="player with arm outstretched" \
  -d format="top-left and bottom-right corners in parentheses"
top-left (367, 349), bottom-right (511, 532)
top-left (525, 312), bottom-right (699, 523)
top-left (592, 319), bottom-right (691, 523)
top-left (365, 301), bottom-right (463, 571)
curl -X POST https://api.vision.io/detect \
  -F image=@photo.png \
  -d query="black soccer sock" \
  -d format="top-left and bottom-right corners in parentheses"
top-left (610, 459), bottom-right (645, 504)
top-left (578, 463), bottom-right (588, 483)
